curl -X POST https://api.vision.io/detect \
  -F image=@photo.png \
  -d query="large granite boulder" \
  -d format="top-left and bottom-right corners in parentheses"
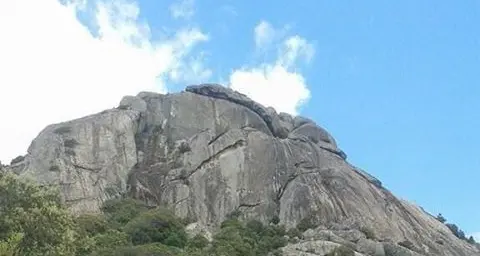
top-left (9, 84), bottom-right (480, 256)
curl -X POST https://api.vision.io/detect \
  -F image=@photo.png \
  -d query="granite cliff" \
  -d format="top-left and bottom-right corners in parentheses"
top-left (6, 84), bottom-right (479, 256)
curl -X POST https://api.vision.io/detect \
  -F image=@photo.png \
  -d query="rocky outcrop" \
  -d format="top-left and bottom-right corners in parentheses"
top-left (10, 109), bottom-right (140, 214)
top-left (281, 240), bottom-right (365, 256)
top-left (10, 84), bottom-right (480, 256)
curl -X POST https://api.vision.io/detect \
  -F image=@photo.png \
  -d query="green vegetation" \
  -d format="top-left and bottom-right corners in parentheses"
top-left (286, 227), bottom-right (303, 240)
top-left (0, 172), bottom-right (77, 255)
top-left (436, 213), bottom-right (478, 245)
top-left (435, 213), bottom-right (446, 223)
top-left (0, 172), bottom-right (290, 255)
top-left (468, 236), bottom-right (476, 244)
top-left (123, 209), bottom-right (188, 247)
top-left (205, 218), bottom-right (287, 256)
top-left (435, 213), bottom-right (480, 247)
top-left (446, 223), bottom-right (466, 240)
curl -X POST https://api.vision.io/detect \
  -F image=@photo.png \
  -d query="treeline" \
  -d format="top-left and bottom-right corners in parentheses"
top-left (435, 213), bottom-right (477, 245)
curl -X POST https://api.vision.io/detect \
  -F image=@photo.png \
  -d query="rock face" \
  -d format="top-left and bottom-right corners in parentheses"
top-left (9, 84), bottom-right (479, 256)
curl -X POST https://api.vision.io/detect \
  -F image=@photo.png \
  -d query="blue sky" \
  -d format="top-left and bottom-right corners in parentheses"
top-left (0, 0), bottom-right (478, 239)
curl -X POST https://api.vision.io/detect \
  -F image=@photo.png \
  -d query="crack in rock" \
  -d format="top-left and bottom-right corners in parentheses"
top-left (188, 139), bottom-right (246, 178)
top-left (239, 202), bottom-right (262, 208)
top-left (73, 164), bottom-right (101, 172)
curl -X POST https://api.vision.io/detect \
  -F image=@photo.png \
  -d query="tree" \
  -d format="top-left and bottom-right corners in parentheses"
top-left (123, 208), bottom-right (188, 248)
top-left (208, 218), bottom-right (287, 256)
top-left (436, 213), bottom-right (446, 223)
top-left (0, 172), bottom-right (78, 255)
top-left (75, 214), bottom-right (109, 237)
top-left (101, 198), bottom-right (150, 228)
top-left (468, 236), bottom-right (476, 244)
top-left (445, 223), bottom-right (466, 240)
top-left (0, 233), bottom-right (23, 256)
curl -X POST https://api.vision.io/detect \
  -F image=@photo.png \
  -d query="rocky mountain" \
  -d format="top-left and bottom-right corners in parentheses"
top-left (6, 84), bottom-right (479, 256)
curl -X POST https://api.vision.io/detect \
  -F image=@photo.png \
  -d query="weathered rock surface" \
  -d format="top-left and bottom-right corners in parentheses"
top-left (281, 240), bottom-right (365, 256)
top-left (9, 109), bottom-right (140, 214)
top-left (303, 228), bottom-right (357, 250)
top-left (9, 84), bottom-right (480, 256)
top-left (356, 238), bottom-right (385, 256)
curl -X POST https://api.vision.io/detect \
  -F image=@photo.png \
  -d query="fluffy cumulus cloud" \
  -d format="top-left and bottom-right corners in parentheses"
top-left (229, 21), bottom-right (313, 116)
top-left (0, 0), bottom-right (209, 163)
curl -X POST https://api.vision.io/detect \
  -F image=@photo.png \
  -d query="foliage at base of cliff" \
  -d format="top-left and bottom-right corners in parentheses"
top-left (0, 173), bottom-right (287, 256)
top-left (0, 172), bottom-right (77, 256)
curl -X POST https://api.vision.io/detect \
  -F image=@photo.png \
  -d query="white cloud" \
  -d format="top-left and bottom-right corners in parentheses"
top-left (254, 21), bottom-right (275, 49)
top-left (229, 65), bottom-right (310, 115)
top-left (170, 0), bottom-right (195, 20)
top-left (169, 51), bottom-right (213, 84)
top-left (229, 21), bottom-right (313, 116)
top-left (0, 0), bottom-right (209, 163)
top-left (278, 36), bottom-right (315, 67)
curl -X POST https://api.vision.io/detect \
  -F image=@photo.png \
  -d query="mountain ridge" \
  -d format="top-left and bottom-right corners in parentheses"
top-left (4, 84), bottom-right (479, 256)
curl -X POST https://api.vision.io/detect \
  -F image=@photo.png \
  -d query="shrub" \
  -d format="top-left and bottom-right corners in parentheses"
top-left (0, 233), bottom-right (23, 256)
top-left (75, 214), bottom-right (109, 237)
top-left (261, 225), bottom-right (287, 238)
top-left (211, 226), bottom-right (254, 256)
top-left (254, 234), bottom-right (287, 255)
top-left (91, 242), bottom-right (180, 256)
top-left (220, 218), bottom-right (244, 229)
top-left (211, 217), bottom-right (287, 256)
top-left (91, 230), bottom-right (131, 252)
top-left (270, 215), bottom-right (280, 225)
top-left (446, 223), bottom-right (466, 240)
top-left (437, 213), bottom-right (470, 242)
top-left (123, 208), bottom-right (188, 248)
top-left (102, 198), bottom-right (149, 227)
top-left (468, 236), bottom-right (476, 244)
top-left (187, 234), bottom-right (209, 249)
top-left (287, 227), bottom-right (303, 239)
top-left (436, 213), bottom-right (446, 223)
top-left (246, 220), bottom-right (264, 234)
